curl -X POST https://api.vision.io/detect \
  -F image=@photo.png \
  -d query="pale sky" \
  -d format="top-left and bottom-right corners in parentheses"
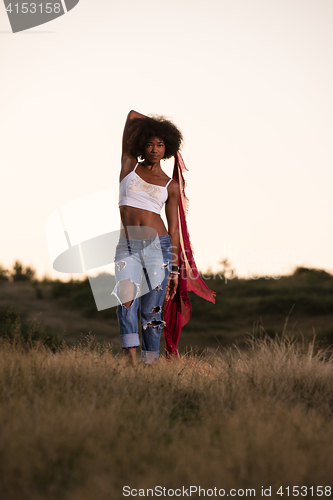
top-left (1, 0), bottom-right (333, 282)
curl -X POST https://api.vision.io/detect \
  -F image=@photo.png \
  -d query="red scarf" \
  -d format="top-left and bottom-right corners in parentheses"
top-left (163, 152), bottom-right (216, 357)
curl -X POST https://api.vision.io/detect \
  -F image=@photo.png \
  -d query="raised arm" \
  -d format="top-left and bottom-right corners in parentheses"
top-left (120, 110), bottom-right (146, 181)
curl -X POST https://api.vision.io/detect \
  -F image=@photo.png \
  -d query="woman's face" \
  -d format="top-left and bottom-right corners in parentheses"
top-left (144, 136), bottom-right (165, 163)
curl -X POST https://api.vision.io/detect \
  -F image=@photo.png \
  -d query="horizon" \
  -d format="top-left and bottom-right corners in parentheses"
top-left (2, 258), bottom-right (332, 284)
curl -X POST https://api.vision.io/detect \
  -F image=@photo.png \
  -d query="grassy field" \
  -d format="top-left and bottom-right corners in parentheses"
top-left (0, 329), bottom-right (332, 500)
top-left (0, 266), bottom-right (333, 499)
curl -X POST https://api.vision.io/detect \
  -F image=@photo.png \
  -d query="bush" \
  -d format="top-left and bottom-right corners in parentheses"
top-left (11, 260), bottom-right (36, 282)
top-left (50, 277), bottom-right (115, 319)
top-left (0, 265), bottom-right (10, 282)
top-left (292, 266), bottom-right (333, 282)
top-left (0, 305), bottom-right (66, 351)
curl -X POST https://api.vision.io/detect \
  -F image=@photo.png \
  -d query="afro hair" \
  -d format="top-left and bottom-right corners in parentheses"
top-left (127, 115), bottom-right (183, 160)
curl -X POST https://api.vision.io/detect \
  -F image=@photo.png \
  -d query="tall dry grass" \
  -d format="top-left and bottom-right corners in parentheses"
top-left (0, 329), bottom-right (332, 500)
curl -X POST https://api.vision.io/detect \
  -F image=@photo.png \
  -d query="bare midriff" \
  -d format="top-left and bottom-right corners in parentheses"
top-left (119, 205), bottom-right (169, 240)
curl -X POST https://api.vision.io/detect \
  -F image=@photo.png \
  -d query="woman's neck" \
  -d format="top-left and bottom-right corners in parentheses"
top-left (141, 160), bottom-right (161, 171)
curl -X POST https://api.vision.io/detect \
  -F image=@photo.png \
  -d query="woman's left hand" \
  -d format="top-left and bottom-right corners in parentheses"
top-left (165, 274), bottom-right (178, 301)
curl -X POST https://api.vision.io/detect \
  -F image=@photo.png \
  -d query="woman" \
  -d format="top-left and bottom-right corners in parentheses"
top-left (112, 110), bottom-right (182, 366)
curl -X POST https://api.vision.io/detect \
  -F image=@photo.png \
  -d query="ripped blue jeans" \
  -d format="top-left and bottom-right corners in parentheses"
top-left (111, 235), bottom-right (173, 363)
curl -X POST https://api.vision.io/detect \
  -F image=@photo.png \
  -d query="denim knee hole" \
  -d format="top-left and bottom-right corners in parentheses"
top-left (111, 279), bottom-right (140, 308)
top-left (142, 320), bottom-right (166, 330)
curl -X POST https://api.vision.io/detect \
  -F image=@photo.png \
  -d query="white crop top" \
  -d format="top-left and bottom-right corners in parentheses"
top-left (118, 163), bottom-right (173, 215)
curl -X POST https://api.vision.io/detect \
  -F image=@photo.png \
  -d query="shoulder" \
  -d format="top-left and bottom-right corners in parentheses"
top-left (166, 179), bottom-right (180, 199)
top-left (167, 178), bottom-right (180, 191)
